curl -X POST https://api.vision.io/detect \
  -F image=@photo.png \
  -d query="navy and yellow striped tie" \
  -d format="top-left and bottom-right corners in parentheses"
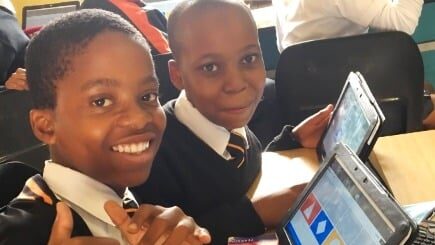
top-left (122, 196), bottom-right (139, 217)
top-left (226, 131), bottom-right (246, 168)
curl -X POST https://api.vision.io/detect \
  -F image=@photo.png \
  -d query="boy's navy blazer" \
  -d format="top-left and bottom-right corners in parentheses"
top-left (0, 175), bottom-right (91, 245)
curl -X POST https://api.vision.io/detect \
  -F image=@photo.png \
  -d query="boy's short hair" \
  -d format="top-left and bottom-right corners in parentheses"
top-left (167, 0), bottom-right (255, 59)
top-left (26, 9), bottom-right (151, 109)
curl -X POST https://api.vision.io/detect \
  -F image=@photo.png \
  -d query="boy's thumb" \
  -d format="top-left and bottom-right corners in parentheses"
top-left (48, 202), bottom-right (74, 245)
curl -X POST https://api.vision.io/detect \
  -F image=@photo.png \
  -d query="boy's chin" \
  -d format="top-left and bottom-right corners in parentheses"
top-left (220, 118), bottom-right (251, 130)
top-left (115, 174), bottom-right (150, 190)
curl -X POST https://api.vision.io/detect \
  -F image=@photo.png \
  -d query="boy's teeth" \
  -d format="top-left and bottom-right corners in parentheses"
top-left (112, 141), bottom-right (150, 154)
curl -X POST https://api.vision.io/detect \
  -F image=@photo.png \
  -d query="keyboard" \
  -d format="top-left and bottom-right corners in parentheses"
top-left (412, 220), bottom-right (435, 245)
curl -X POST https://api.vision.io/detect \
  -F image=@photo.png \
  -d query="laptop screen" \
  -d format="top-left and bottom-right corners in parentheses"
top-left (22, 2), bottom-right (79, 29)
top-left (283, 158), bottom-right (394, 244)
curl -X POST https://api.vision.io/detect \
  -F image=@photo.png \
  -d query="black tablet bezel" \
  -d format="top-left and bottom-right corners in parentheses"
top-left (22, 1), bottom-right (80, 29)
top-left (278, 143), bottom-right (413, 245)
top-left (316, 71), bottom-right (384, 162)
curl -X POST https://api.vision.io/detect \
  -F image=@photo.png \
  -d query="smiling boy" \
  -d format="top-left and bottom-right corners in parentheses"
top-left (0, 9), bottom-right (209, 245)
top-left (132, 0), bottom-right (332, 244)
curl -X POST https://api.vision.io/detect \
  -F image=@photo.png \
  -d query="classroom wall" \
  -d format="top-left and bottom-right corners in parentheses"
top-left (11, 0), bottom-right (82, 26)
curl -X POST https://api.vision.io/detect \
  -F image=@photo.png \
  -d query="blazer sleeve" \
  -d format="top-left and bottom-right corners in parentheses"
top-left (0, 200), bottom-right (56, 245)
top-left (0, 41), bottom-right (13, 84)
top-left (196, 197), bottom-right (265, 245)
top-left (265, 125), bottom-right (302, 152)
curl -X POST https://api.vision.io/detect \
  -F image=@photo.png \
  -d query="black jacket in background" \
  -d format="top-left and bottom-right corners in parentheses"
top-left (0, 7), bottom-right (28, 85)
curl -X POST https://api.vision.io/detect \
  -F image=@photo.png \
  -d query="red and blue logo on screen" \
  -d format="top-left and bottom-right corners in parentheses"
top-left (286, 194), bottom-right (345, 245)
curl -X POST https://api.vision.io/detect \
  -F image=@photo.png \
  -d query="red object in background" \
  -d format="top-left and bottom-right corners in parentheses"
top-left (23, 26), bottom-right (42, 38)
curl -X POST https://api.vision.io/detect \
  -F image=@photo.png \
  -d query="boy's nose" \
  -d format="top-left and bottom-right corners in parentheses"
top-left (223, 67), bottom-right (247, 93)
top-left (116, 103), bottom-right (152, 130)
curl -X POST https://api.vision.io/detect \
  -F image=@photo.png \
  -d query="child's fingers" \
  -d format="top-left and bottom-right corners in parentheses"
top-left (13, 72), bottom-right (26, 80)
top-left (67, 237), bottom-right (120, 245)
top-left (130, 204), bottom-right (156, 230)
top-left (104, 200), bottom-right (130, 228)
top-left (161, 217), bottom-right (196, 244)
top-left (311, 104), bottom-right (334, 125)
top-left (316, 104), bottom-right (333, 119)
top-left (104, 201), bottom-right (147, 245)
top-left (184, 235), bottom-right (202, 245)
top-left (184, 227), bottom-right (211, 245)
top-left (48, 202), bottom-right (73, 245)
top-left (141, 206), bottom-right (184, 244)
top-left (141, 218), bottom-right (170, 244)
top-left (194, 227), bottom-right (211, 244)
top-left (16, 68), bottom-right (26, 73)
top-left (302, 104), bottom-right (332, 124)
top-left (5, 80), bottom-right (24, 91)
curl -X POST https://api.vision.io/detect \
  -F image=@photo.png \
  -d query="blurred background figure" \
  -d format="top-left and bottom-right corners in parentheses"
top-left (272, 0), bottom-right (423, 51)
top-left (81, 0), bottom-right (170, 55)
top-left (0, 0), bottom-right (29, 86)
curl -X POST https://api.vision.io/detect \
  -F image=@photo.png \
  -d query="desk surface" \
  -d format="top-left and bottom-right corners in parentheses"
top-left (370, 130), bottom-right (435, 205)
top-left (252, 130), bottom-right (435, 205)
top-left (248, 148), bottom-right (319, 199)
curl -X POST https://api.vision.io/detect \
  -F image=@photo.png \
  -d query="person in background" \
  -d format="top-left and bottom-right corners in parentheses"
top-left (0, 0), bottom-right (29, 86)
top-left (81, 0), bottom-right (170, 55)
top-left (272, 0), bottom-right (423, 51)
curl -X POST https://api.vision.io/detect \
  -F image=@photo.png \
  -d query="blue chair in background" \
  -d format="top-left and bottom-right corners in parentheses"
top-left (413, 0), bottom-right (435, 88)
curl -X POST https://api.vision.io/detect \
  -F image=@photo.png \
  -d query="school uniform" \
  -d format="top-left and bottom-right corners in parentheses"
top-left (132, 91), bottom-right (300, 245)
top-left (0, 161), bottom-right (137, 245)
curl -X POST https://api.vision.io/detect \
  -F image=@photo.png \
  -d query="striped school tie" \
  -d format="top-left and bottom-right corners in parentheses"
top-left (226, 131), bottom-right (246, 168)
top-left (122, 196), bottom-right (139, 217)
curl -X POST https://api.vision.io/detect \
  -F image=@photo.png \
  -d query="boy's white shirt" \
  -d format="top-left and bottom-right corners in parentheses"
top-left (43, 161), bottom-right (133, 245)
top-left (0, 0), bottom-right (15, 14)
top-left (174, 90), bottom-right (248, 160)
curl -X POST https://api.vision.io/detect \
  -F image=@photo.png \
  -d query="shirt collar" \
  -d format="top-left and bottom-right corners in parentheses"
top-left (0, 0), bottom-right (15, 14)
top-left (43, 161), bottom-right (135, 226)
top-left (174, 90), bottom-right (248, 158)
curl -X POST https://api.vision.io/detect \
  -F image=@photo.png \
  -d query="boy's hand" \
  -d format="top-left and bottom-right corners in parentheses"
top-left (5, 68), bottom-right (29, 91)
top-left (252, 183), bottom-right (307, 228)
top-left (48, 202), bottom-right (120, 245)
top-left (105, 200), bottom-right (211, 245)
top-left (292, 104), bottom-right (333, 148)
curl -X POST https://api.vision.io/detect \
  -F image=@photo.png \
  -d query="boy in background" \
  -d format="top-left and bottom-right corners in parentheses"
top-left (132, 0), bottom-right (333, 244)
top-left (0, 9), bottom-right (210, 245)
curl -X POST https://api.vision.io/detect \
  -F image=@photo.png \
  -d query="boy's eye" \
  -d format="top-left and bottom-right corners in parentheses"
top-left (242, 54), bottom-right (258, 64)
top-left (202, 63), bottom-right (218, 72)
top-left (142, 92), bottom-right (158, 102)
top-left (92, 98), bottom-right (113, 107)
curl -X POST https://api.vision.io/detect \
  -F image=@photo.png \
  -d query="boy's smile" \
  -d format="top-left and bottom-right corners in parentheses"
top-left (44, 31), bottom-right (166, 193)
top-left (169, 3), bottom-right (266, 130)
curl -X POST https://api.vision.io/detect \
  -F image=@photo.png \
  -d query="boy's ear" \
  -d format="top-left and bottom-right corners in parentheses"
top-left (29, 109), bottom-right (56, 144)
top-left (168, 59), bottom-right (184, 90)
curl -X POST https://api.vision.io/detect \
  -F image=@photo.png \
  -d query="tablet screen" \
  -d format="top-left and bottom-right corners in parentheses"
top-left (321, 82), bottom-right (374, 159)
top-left (283, 159), bottom-right (394, 245)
